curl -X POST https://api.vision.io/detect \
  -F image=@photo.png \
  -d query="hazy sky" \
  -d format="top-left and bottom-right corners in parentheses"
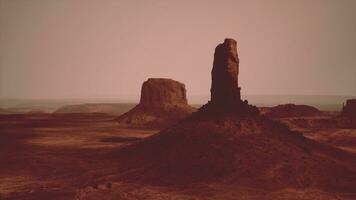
top-left (1, 0), bottom-right (355, 99)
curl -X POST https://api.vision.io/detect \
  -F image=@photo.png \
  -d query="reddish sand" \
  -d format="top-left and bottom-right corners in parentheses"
top-left (277, 115), bottom-right (356, 153)
top-left (0, 113), bottom-right (356, 200)
top-left (0, 113), bottom-right (157, 200)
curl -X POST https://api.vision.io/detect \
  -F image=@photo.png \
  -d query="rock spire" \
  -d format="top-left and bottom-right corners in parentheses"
top-left (210, 38), bottom-right (241, 107)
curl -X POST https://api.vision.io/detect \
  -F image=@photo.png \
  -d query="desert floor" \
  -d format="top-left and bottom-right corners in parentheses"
top-left (0, 113), bottom-right (355, 200)
top-left (0, 113), bottom-right (158, 199)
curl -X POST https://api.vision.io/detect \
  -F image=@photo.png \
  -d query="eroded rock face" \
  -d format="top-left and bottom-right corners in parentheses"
top-left (197, 38), bottom-right (258, 115)
top-left (117, 78), bottom-right (195, 128)
top-left (342, 99), bottom-right (356, 117)
top-left (211, 38), bottom-right (241, 107)
top-left (139, 78), bottom-right (188, 110)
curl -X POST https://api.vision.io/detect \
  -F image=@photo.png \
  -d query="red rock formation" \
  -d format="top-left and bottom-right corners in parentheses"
top-left (139, 78), bottom-right (188, 109)
top-left (211, 38), bottom-right (241, 106)
top-left (342, 99), bottom-right (356, 117)
top-left (116, 78), bottom-right (195, 128)
top-left (197, 38), bottom-right (258, 115)
top-left (113, 38), bottom-right (356, 194)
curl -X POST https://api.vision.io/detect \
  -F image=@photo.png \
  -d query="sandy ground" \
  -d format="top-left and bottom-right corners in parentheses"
top-left (0, 113), bottom-right (355, 200)
top-left (276, 116), bottom-right (356, 153)
top-left (0, 113), bottom-right (157, 199)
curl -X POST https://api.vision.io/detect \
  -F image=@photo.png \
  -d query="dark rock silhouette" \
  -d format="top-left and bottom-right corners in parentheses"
top-left (211, 38), bottom-right (241, 106)
top-left (116, 78), bottom-right (195, 128)
top-left (265, 104), bottom-right (322, 118)
top-left (195, 38), bottom-right (258, 116)
top-left (342, 99), bottom-right (356, 117)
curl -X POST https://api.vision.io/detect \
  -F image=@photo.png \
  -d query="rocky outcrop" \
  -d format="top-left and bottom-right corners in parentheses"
top-left (342, 99), bottom-right (356, 117)
top-left (116, 78), bottom-right (196, 128)
top-left (139, 78), bottom-right (188, 109)
top-left (211, 38), bottom-right (241, 106)
top-left (265, 104), bottom-right (322, 118)
top-left (196, 38), bottom-right (258, 115)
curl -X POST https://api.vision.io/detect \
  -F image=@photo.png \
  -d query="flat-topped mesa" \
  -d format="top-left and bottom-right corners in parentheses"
top-left (117, 78), bottom-right (196, 128)
top-left (211, 38), bottom-right (242, 107)
top-left (139, 78), bottom-right (188, 110)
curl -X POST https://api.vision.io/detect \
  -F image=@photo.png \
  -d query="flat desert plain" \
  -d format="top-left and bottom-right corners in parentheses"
top-left (0, 113), bottom-right (355, 200)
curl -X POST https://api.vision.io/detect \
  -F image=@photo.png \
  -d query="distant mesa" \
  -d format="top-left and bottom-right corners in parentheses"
top-left (139, 78), bottom-right (188, 109)
top-left (0, 108), bottom-right (17, 115)
top-left (55, 103), bottom-right (135, 115)
top-left (339, 99), bottom-right (356, 128)
top-left (265, 104), bottom-right (322, 118)
top-left (26, 110), bottom-right (46, 114)
top-left (114, 38), bottom-right (356, 192)
top-left (116, 78), bottom-right (196, 128)
top-left (342, 99), bottom-right (356, 117)
top-left (0, 107), bottom-right (47, 114)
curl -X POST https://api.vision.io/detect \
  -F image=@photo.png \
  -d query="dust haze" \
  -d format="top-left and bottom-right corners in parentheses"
top-left (1, 0), bottom-right (355, 99)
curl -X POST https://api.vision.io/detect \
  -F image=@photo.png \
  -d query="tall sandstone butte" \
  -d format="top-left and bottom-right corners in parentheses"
top-left (116, 78), bottom-right (195, 128)
top-left (211, 38), bottom-right (241, 106)
top-left (199, 38), bottom-right (258, 115)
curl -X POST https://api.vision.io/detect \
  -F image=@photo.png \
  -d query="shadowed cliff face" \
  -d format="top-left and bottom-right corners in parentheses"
top-left (211, 38), bottom-right (241, 107)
